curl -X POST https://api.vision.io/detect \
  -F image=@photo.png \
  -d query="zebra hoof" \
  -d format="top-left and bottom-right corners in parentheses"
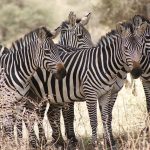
top-left (106, 145), bottom-right (117, 150)
top-left (92, 141), bottom-right (99, 150)
top-left (67, 137), bottom-right (78, 150)
top-left (49, 138), bottom-right (66, 150)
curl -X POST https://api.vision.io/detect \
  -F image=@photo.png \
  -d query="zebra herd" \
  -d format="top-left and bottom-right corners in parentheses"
top-left (0, 12), bottom-right (150, 150)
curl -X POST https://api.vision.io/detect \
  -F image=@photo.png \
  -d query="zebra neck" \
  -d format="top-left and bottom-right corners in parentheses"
top-left (1, 51), bottom-right (37, 98)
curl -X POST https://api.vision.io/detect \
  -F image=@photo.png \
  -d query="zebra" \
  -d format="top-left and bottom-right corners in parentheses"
top-left (48, 12), bottom-right (94, 149)
top-left (26, 12), bottom-right (93, 147)
top-left (28, 21), bottom-right (146, 150)
top-left (13, 11), bottom-right (94, 149)
top-left (47, 16), bottom-right (148, 150)
top-left (130, 15), bottom-right (150, 129)
top-left (59, 12), bottom-right (93, 49)
top-left (0, 26), bottom-right (66, 144)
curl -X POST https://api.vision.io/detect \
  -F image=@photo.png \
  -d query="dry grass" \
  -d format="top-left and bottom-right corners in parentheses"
top-left (0, 69), bottom-right (149, 150)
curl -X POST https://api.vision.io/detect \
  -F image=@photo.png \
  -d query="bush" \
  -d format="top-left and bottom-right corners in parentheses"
top-left (92, 0), bottom-right (150, 28)
top-left (0, 0), bottom-right (54, 44)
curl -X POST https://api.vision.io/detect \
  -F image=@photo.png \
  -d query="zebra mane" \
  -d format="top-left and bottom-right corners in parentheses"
top-left (97, 21), bottom-right (134, 47)
top-left (9, 28), bottom-right (39, 52)
top-left (133, 15), bottom-right (150, 24)
top-left (61, 18), bottom-right (82, 31)
top-left (56, 44), bottom-right (82, 53)
top-left (61, 21), bottom-right (70, 31)
top-left (0, 45), bottom-right (10, 56)
top-left (96, 29), bottom-right (118, 46)
top-left (9, 27), bottom-right (52, 52)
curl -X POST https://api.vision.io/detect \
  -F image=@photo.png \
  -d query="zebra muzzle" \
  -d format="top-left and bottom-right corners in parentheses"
top-left (130, 61), bottom-right (142, 79)
top-left (54, 63), bottom-right (66, 79)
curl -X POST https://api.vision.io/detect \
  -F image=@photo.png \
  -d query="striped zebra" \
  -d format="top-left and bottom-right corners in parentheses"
top-left (14, 12), bottom-right (94, 149)
top-left (27, 12), bottom-right (93, 147)
top-left (29, 21), bottom-right (146, 150)
top-left (59, 12), bottom-right (93, 49)
top-left (131, 15), bottom-right (150, 127)
top-left (47, 16), bottom-right (148, 150)
top-left (48, 12), bottom-right (94, 149)
top-left (0, 26), bottom-right (66, 143)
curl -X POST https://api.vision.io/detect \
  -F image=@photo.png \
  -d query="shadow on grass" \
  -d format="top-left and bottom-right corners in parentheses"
top-left (76, 129), bottom-right (150, 150)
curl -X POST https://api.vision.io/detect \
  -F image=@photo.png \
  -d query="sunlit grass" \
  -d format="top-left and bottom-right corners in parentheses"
top-left (0, 66), bottom-right (149, 150)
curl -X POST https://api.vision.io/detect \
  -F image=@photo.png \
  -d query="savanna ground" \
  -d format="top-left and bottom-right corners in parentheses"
top-left (0, 73), bottom-right (150, 150)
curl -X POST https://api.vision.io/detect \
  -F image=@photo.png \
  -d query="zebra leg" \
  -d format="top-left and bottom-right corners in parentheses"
top-left (142, 80), bottom-right (150, 132)
top-left (84, 92), bottom-right (98, 148)
top-left (16, 118), bottom-right (23, 145)
top-left (2, 113), bottom-right (16, 145)
top-left (16, 105), bottom-right (26, 145)
top-left (47, 104), bottom-right (65, 149)
top-left (98, 91), bottom-right (116, 150)
top-left (142, 80), bottom-right (150, 113)
top-left (23, 103), bottom-right (39, 149)
top-left (62, 102), bottom-right (78, 149)
top-left (26, 119), bottom-right (39, 149)
top-left (36, 102), bottom-right (47, 148)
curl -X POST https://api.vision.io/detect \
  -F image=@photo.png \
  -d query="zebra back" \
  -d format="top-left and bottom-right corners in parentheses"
top-left (0, 27), bottom-right (66, 97)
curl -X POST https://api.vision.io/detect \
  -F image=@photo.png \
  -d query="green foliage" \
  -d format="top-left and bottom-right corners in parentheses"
top-left (0, 0), bottom-right (54, 44)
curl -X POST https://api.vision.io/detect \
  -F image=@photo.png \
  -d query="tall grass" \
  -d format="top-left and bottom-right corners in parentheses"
top-left (0, 69), bottom-right (150, 149)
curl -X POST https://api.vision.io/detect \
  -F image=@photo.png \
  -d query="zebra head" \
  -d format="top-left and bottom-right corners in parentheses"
top-left (116, 21), bottom-right (147, 78)
top-left (36, 26), bottom-right (66, 79)
top-left (59, 12), bottom-right (93, 48)
top-left (130, 15), bottom-right (150, 78)
top-left (132, 15), bottom-right (150, 55)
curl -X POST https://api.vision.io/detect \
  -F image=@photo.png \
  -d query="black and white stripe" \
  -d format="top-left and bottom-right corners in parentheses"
top-left (0, 26), bottom-right (65, 143)
top-left (131, 15), bottom-right (150, 114)
top-left (29, 22), bottom-right (145, 149)
top-left (20, 12), bottom-right (94, 149)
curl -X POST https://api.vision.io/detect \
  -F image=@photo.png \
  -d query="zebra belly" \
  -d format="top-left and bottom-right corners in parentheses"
top-left (30, 71), bottom-right (84, 104)
top-left (46, 74), bottom-right (84, 104)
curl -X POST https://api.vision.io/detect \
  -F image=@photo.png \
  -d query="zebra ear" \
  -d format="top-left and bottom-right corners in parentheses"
top-left (68, 11), bottom-right (76, 27)
top-left (132, 15), bottom-right (143, 27)
top-left (80, 12), bottom-right (91, 26)
top-left (37, 26), bottom-right (46, 41)
top-left (116, 22), bottom-right (127, 36)
top-left (135, 21), bottom-right (147, 35)
top-left (51, 26), bottom-right (61, 39)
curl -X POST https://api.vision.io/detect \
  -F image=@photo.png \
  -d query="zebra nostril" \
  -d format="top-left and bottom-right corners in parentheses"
top-left (60, 68), bottom-right (66, 78)
top-left (131, 67), bottom-right (142, 79)
top-left (54, 68), bottom-right (66, 80)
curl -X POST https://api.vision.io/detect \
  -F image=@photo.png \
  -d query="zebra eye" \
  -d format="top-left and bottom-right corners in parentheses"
top-left (77, 34), bottom-right (83, 39)
top-left (61, 30), bottom-right (67, 34)
top-left (44, 49), bottom-right (51, 54)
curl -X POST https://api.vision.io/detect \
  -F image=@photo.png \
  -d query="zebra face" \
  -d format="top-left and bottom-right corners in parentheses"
top-left (132, 15), bottom-right (150, 56)
top-left (71, 24), bottom-right (94, 48)
top-left (37, 27), bottom-right (66, 80)
top-left (117, 22), bottom-right (145, 78)
top-left (59, 12), bottom-right (93, 48)
top-left (129, 15), bottom-right (150, 78)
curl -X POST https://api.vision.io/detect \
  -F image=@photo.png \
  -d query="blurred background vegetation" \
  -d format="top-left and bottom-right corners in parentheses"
top-left (0, 0), bottom-right (149, 45)
top-left (0, 1), bottom-right (150, 148)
